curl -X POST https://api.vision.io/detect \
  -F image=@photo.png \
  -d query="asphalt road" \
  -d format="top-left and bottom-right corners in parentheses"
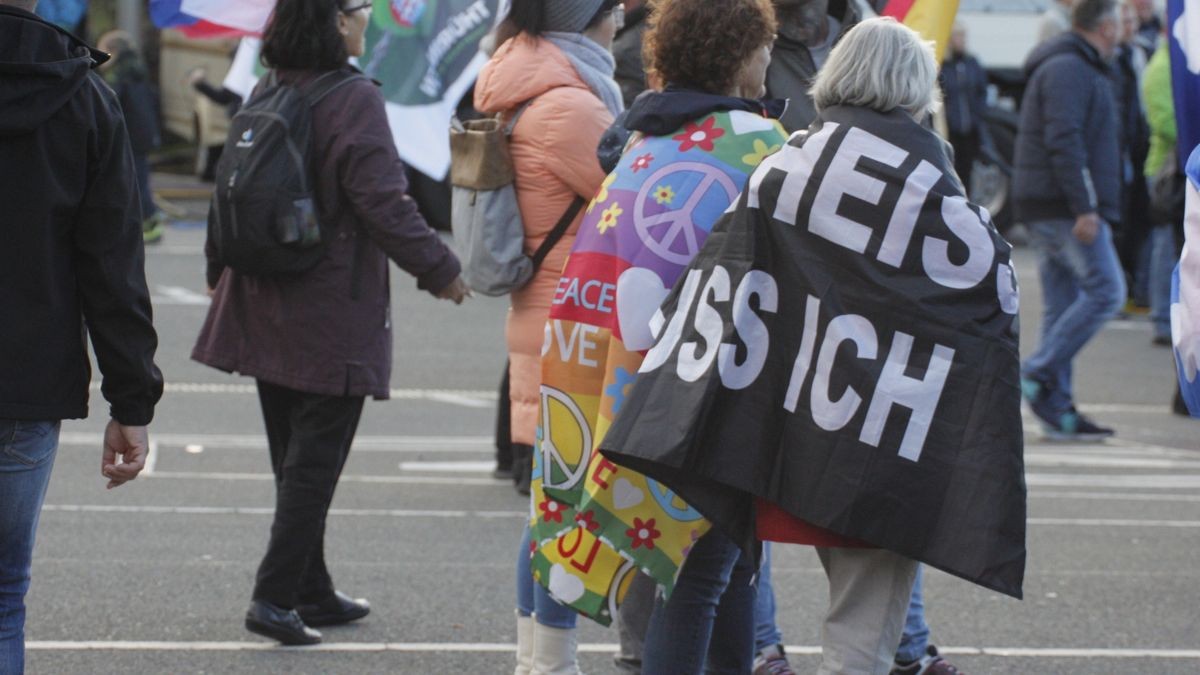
top-left (21, 188), bottom-right (1200, 674)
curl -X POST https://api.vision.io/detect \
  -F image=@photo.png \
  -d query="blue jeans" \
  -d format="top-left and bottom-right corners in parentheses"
top-left (516, 523), bottom-right (577, 629)
top-left (754, 542), bottom-right (783, 650)
top-left (755, 548), bottom-right (931, 662)
top-left (894, 566), bottom-right (930, 662)
top-left (1149, 225), bottom-right (1177, 339)
top-left (643, 530), bottom-right (756, 675)
top-left (1023, 218), bottom-right (1126, 414)
top-left (0, 420), bottom-right (61, 675)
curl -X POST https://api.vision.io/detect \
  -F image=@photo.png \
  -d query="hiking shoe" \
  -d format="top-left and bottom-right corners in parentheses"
top-left (1020, 375), bottom-right (1062, 428)
top-left (142, 213), bottom-right (165, 245)
top-left (753, 644), bottom-right (797, 675)
top-left (890, 646), bottom-right (963, 675)
top-left (1041, 407), bottom-right (1114, 442)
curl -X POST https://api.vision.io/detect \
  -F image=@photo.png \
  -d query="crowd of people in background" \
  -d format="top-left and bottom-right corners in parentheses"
top-left (1, 0), bottom-right (1195, 674)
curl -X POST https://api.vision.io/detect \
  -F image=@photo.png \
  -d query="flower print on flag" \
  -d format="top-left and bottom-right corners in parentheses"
top-left (653, 184), bottom-right (676, 206)
top-left (742, 138), bottom-right (782, 167)
top-left (597, 203), bottom-right (624, 234)
top-left (673, 116), bottom-right (725, 152)
top-left (575, 510), bottom-right (600, 532)
top-left (589, 172), bottom-right (619, 213)
top-left (539, 497), bottom-right (566, 523)
top-left (626, 517), bottom-right (661, 550)
top-left (631, 153), bottom-right (654, 172)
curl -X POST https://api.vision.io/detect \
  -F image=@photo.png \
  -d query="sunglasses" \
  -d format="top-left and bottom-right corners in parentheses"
top-left (342, 2), bottom-right (372, 14)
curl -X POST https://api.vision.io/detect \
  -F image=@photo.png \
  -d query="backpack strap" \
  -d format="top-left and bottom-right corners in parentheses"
top-left (529, 196), bottom-right (586, 273)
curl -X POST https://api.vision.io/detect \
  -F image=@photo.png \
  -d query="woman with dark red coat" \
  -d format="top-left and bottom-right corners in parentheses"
top-left (191, 0), bottom-right (467, 647)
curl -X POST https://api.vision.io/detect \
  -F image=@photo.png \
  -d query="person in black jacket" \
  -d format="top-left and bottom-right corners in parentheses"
top-left (0, 2), bottom-right (163, 673)
top-left (97, 30), bottom-right (165, 244)
top-left (1013, 0), bottom-right (1125, 441)
top-left (940, 22), bottom-right (991, 194)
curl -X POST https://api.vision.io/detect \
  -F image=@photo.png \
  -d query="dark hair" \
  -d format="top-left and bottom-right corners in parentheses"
top-left (260, 0), bottom-right (350, 71)
top-left (1072, 0), bottom-right (1119, 31)
top-left (645, 0), bottom-right (777, 95)
top-left (498, 0), bottom-right (620, 42)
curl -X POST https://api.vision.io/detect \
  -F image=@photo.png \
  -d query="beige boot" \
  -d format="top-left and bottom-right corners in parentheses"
top-left (530, 621), bottom-right (583, 675)
top-left (514, 612), bottom-right (535, 675)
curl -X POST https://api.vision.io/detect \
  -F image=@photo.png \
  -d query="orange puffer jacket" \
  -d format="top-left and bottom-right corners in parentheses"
top-left (475, 36), bottom-right (614, 446)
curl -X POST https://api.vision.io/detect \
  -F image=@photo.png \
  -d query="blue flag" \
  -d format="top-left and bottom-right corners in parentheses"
top-left (1169, 0), bottom-right (1200, 166)
top-left (35, 0), bottom-right (88, 31)
top-left (1172, 148), bottom-right (1200, 417)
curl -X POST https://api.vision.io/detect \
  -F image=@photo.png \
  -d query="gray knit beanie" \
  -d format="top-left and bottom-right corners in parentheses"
top-left (543, 0), bottom-right (606, 33)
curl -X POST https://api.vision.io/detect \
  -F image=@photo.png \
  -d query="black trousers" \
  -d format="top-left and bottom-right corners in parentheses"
top-left (494, 361), bottom-right (513, 470)
top-left (253, 380), bottom-right (365, 609)
top-left (948, 130), bottom-right (980, 194)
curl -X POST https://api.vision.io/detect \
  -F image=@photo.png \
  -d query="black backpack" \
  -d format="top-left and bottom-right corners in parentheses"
top-left (208, 70), bottom-right (364, 276)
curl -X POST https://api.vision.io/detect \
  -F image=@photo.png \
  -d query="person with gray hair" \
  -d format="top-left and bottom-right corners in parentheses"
top-left (1013, 0), bottom-right (1125, 441)
top-left (635, 17), bottom-right (967, 675)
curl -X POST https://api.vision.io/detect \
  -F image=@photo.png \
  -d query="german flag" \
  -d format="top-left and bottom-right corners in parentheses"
top-left (879, 0), bottom-right (961, 61)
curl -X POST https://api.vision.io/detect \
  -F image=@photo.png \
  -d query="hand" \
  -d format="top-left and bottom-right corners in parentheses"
top-left (436, 276), bottom-right (471, 305)
top-left (101, 419), bottom-right (149, 490)
top-left (206, 286), bottom-right (215, 298)
top-left (186, 66), bottom-right (207, 88)
top-left (1072, 213), bottom-right (1101, 245)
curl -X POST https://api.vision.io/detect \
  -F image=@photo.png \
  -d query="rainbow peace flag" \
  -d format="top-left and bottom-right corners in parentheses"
top-left (529, 108), bottom-right (788, 624)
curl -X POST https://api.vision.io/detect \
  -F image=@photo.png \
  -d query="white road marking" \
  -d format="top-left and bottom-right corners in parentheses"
top-left (1024, 453), bottom-right (1200, 469)
top-left (22, 642), bottom-right (1200, 659)
top-left (39, 504), bottom-right (1200, 528)
top-left (1030, 490), bottom-right (1200, 502)
top-left (86, 382), bottom-right (498, 403)
top-left (152, 286), bottom-right (211, 305)
top-left (1025, 474), bottom-right (1200, 488)
top-left (147, 470), bottom-right (504, 486)
top-left (1027, 517), bottom-right (1200, 528)
top-left (398, 460), bottom-right (497, 472)
top-left (147, 245), bottom-right (205, 256)
top-left (41, 504), bottom-right (524, 519)
top-left (59, 432), bottom-right (491, 452)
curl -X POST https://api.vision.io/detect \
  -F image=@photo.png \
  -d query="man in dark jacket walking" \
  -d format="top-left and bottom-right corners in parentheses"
top-left (0, 2), bottom-right (164, 672)
top-left (1013, 0), bottom-right (1124, 440)
top-left (940, 22), bottom-right (992, 193)
top-left (766, 0), bottom-right (861, 133)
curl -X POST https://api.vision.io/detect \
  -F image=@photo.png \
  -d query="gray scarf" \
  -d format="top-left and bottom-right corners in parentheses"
top-left (544, 32), bottom-right (624, 116)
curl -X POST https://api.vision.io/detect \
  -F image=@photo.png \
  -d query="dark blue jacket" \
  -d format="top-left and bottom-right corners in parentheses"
top-left (940, 52), bottom-right (989, 139)
top-left (1013, 32), bottom-right (1121, 224)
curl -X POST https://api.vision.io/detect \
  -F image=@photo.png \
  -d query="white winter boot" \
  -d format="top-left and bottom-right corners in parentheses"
top-left (514, 612), bottom-right (535, 675)
top-left (530, 621), bottom-right (583, 675)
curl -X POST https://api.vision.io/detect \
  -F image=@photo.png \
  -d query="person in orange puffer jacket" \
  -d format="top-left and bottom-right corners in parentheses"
top-left (474, 1), bottom-right (624, 673)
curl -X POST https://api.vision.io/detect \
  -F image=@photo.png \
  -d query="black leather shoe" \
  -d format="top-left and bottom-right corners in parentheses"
top-left (296, 591), bottom-right (370, 627)
top-left (245, 600), bottom-right (321, 645)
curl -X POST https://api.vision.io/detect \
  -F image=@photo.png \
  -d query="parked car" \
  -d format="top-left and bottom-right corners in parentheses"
top-left (159, 30), bottom-right (237, 179)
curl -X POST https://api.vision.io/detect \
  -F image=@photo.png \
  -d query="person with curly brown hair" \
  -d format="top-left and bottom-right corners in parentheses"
top-left (597, 1), bottom-right (783, 673)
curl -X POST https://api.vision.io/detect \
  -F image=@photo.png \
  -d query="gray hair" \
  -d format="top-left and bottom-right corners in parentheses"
top-left (1073, 0), bottom-right (1120, 31)
top-left (810, 17), bottom-right (941, 119)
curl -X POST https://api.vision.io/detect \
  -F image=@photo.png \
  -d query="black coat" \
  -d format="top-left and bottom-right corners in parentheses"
top-left (1013, 32), bottom-right (1122, 224)
top-left (940, 52), bottom-right (990, 139)
top-left (0, 5), bottom-right (162, 425)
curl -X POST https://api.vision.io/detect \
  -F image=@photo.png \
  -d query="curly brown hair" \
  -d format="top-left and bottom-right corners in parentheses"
top-left (643, 0), bottom-right (777, 95)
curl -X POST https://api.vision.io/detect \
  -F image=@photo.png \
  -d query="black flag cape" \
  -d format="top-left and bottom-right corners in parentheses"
top-left (600, 105), bottom-right (1026, 598)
